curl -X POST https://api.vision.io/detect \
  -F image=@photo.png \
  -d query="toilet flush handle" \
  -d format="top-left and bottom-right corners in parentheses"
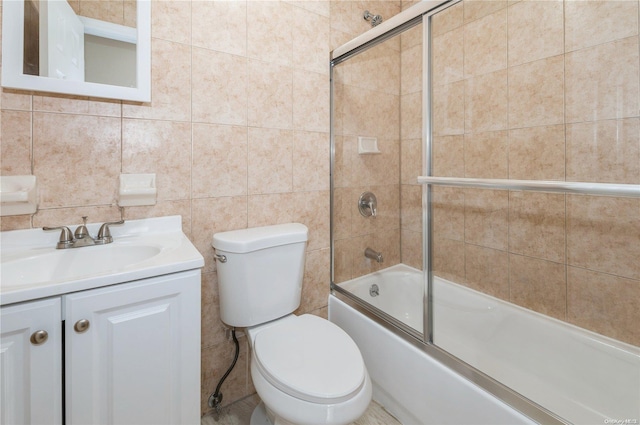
top-left (214, 253), bottom-right (227, 263)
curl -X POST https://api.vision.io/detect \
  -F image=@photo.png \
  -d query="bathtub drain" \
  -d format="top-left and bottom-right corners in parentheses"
top-left (369, 284), bottom-right (379, 297)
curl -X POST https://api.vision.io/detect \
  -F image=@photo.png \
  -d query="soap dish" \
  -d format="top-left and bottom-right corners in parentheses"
top-left (0, 175), bottom-right (38, 216)
top-left (119, 174), bottom-right (157, 207)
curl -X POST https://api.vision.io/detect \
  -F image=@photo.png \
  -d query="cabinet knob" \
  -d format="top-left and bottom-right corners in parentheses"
top-left (30, 330), bottom-right (49, 345)
top-left (74, 319), bottom-right (90, 333)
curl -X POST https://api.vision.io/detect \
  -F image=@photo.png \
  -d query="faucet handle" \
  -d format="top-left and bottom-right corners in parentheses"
top-left (74, 216), bottom-right (90, 239)
top-left (96, 220), bottom-right (125, 244)
top-left (43, 226), bottom-right (74, 249)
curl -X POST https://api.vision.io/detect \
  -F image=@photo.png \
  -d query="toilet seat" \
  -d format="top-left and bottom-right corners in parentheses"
top-left (253, 315), bottom-right (366, 404)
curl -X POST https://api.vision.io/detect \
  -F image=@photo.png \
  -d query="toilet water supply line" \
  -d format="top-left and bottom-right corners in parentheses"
top-left (208, 328), bottom-right (240, 414)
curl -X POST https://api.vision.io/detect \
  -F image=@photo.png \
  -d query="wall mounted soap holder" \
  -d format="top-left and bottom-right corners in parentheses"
top-left (0, 175), bottom-right (38, 216)
top-left (118, 174), bottom-right (157, 207)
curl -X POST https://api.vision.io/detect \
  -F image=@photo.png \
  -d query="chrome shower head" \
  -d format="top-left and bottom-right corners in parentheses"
top-left (363, 10), bottom-right (383, 27)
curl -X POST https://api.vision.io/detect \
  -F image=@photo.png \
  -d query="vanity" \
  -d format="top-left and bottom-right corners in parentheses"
top-left (0, 216), bottom-right (204, 425)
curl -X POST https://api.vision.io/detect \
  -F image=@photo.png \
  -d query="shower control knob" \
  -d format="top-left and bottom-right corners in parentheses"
top-left (74, 319), bottom-right (90, 333)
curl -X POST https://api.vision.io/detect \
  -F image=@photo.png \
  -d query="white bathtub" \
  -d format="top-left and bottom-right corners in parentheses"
top-left (333, 264), bottom-right (640, 425)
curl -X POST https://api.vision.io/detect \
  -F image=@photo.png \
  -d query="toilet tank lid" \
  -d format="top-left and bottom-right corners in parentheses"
top-left (212, 223), bottom-right (308, 253)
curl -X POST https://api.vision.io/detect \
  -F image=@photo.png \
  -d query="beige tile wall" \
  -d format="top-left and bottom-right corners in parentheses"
top-left (431, 0), bottom-right (640, 347)
top-left (0, 0), bottom-right (404, 415)
top-left (332, 2), bottom-right (404, 282)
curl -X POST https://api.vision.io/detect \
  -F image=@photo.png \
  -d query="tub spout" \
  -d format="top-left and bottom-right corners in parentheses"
top-left (365, 247), bottom-right (383, 263)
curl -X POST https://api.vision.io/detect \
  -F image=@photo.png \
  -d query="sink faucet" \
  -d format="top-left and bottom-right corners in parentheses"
top-left (43, 217), bottom-right (124, 249)
top-left (364, 247), bottom-right (383, 263)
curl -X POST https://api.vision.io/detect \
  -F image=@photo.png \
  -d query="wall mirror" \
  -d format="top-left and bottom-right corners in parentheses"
top-left (1, 0), bottom-right (150, 102)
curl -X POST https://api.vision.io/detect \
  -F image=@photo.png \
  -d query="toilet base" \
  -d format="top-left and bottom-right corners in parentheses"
top-left (251, 401), bottom-right (300, 425)
top-left (250, 402), bottom-right (271, 425)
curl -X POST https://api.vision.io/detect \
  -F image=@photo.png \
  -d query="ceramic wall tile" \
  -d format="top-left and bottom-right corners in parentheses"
top-left (509, 191), bottom-right (566, 263)
top-left (247, 128), bottom-right (293, 195)
top-left (464, 130), bottom-right (508, 179)
top-left (508, 124), bottom-right (565, 181)
top-left (566, 118), bottom-right (640, 184)
top-left (401, 228), bottom-right (423, 270)
top-left (432, 81), bottom-right (465, 136)
top-left (401, 44), bottom-right (423, 94)
top-left (432, 27), bottom-right (464, 86)
top-left (293, 6), bottom-right (330, 75)
top-left (33, 94), bottom-right (121, 117)
top-left (401, 138), bottom-right (423, 184)
top-left (464, 69), bottom-right (508, 133)
top-left (247, 193), bottom-right (295, 228)
top-left (432, 186), bottom-right (464, 242)
top-left (192, 48), bottom-right (247, 126)
top-left (248, 60), bottom-right (293, 130)
top-left (508, 55), bottom-right (564, 129)
top-left (192, 123), bottom-right (248, 198)
top-left (565, 0), bottom-right (638, 53)
top-left (464, 243), bottom-right (509, 300)
top-left (293, 131), bottom-right (330, 191)
top-left (464, 189), bottom-right (508, 250)
top-left (122, 119), bottom-right (191, 201)
top-left (431, 1), bottom-right (463, 37)
top-left (293, 70), bottom-right (329, 133)
top-left (192, 1), bottom-right (246, 56)
top-left (463, 8), bottom-right (507, 77)
top-left (152, 1), bottom-right (191, 45)
top-left (293, 190), bottom-right (330, 251)
top-left (33, 113), bottom-right (121, 208)
top-left (567, 195), bottom-right (640, 280)
top-left (509, 254), bottom-right (566, 320)
top-left (1, 110), bottom-right (31, 175)
top-left (507, 0), bottom-right (563, 67)
top-left (565, 36), bottom-right (639, 123)
top-left (463, 0), bottom-right (507, 24)
top-left (191, 196), bottom-right (248, 274)
top-left (122, 39), bottom-right (191, 122)
top-left (567, 266), bottom-right (640, 347)
top-left (247, 1), bottom-right (293, 66)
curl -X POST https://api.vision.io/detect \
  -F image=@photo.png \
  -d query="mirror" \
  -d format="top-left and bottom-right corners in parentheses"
top-left (1, 0), bottom-right (150, 102)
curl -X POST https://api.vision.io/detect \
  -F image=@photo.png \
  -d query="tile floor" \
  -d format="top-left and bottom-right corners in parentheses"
top-left (201, 394), bottom-right (402, 425)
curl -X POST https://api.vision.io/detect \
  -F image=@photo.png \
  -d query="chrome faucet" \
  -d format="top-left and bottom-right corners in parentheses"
top-left (364, 247), bottom-right (383, 263)
top-left (43, 217), bottom-right (124, 249)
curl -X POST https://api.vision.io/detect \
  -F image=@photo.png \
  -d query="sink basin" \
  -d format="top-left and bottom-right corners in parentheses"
top-left (0, 216), bottom-right (204, 305)
top-left (2, 244), bottom-right (162, 289)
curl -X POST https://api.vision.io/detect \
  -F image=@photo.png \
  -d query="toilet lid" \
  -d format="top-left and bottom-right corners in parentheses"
top-left (253, 315), bottom-right (366, 404)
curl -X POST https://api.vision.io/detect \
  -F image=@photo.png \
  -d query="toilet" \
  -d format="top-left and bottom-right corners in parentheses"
top-left (212, 223), bottom-right (372, 425)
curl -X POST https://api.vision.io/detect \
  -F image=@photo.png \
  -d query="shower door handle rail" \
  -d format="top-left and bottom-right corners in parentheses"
top-left (417, 176), bottom-right (640, 198)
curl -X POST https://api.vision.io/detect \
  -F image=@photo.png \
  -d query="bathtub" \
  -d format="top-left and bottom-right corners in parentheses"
top-left (331, 264), bottom-right (640, 425)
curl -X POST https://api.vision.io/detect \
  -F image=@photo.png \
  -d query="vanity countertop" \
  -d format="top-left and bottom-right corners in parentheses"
top-left (0, 215), bottom-right (204, 306)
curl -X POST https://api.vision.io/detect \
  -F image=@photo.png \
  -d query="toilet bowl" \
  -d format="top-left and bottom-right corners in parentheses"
top-left (212, 224), bottom-right (372, 425)
top-left (247, 315), bottom-right (372, 425)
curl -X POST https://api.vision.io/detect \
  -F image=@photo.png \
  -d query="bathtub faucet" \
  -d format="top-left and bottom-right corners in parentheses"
top-left (364, 247), bottom-right (383, 263)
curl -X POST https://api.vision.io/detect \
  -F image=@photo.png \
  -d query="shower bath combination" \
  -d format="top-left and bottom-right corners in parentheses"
top-left (330, 0), bottom-right (640, 424)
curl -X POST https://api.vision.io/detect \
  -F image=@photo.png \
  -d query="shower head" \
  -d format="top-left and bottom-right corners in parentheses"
top-left (363, 10), bottom-right (383, 27)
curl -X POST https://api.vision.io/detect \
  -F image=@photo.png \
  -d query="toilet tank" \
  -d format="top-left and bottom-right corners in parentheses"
top-left (212, 223), bottom-right (308, 327)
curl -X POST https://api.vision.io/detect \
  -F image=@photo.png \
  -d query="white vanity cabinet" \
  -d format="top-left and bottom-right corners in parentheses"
top-left (0, 298), bottom-right (63, 425)
top-left (65, 269), bottom-right (201, 425)
top-left (0, 269), bottom-right (201, 425)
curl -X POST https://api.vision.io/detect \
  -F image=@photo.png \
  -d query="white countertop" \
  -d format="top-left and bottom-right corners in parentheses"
top-left (0, 215), bottom-right (204, 305)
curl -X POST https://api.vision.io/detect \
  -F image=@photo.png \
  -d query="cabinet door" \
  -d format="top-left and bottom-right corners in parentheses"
top-left (64, 270), bottom-right (201, 425)
top-left (0, 298), bottom-right (62, 425)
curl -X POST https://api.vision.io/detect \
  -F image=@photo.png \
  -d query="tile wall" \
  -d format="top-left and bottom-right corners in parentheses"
top-left (0, 0), bottom-right (403, 414)
top-left (431, 0), bottom-right (640, 346)
top-left (333, 1), bottom-right (424, 282)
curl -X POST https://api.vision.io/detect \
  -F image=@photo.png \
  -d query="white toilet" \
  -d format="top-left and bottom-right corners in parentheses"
top-left (212, 223), bottom-right (372, 425)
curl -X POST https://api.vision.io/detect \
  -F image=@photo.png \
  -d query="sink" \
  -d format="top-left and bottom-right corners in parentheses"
top-left (0, 216), bottom-right (204, 305)
top-left (2, 244), bottom-right (162, 289)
